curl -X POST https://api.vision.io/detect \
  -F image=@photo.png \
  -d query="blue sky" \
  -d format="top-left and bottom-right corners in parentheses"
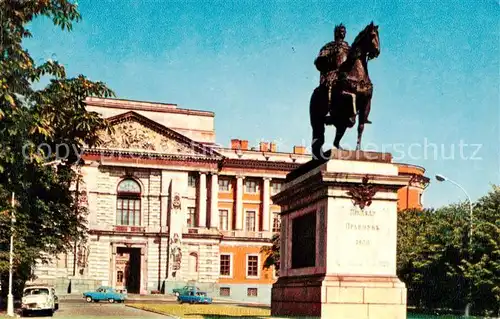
top-left (25, 0), bottom-right (499, 209)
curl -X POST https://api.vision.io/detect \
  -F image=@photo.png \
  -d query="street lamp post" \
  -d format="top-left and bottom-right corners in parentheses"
top-left (6, 159), bottom-right (62, 317)
top-left (435, 174), bottom-right (474, 317)
top-left (6, 192), bottom-right (15, 317)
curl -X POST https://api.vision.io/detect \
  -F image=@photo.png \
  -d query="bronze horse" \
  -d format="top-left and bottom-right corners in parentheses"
top-left (310, 22), bottom-right (380, 158)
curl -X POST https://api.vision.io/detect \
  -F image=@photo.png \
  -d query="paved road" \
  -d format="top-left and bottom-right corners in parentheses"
top-left (25, 301), bottom-right (175, 318)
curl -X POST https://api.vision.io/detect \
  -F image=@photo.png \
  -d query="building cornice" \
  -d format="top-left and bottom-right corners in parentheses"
top-left (84, 145), bottom-right (430, 186)
top-left (220, 158), bottom-right (301, 172)
top-left (88, 229), bottom-right (165, 237)
top-left (85, 97), bottom-right (214, 117)
top-left (84, 149), bottom-right (221, 163)
top-left (182, 233), bottom-right (223, 240)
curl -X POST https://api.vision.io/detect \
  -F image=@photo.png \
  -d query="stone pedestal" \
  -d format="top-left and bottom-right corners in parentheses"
top-left (271, 150), bottom-right (410, 319)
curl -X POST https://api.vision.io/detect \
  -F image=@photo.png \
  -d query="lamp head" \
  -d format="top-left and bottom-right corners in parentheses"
top-left (435, 174), bottom-right (447, 182)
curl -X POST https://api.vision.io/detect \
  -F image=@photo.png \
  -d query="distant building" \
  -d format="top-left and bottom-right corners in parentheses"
top-left (30, 97), bottom-right (429, 304)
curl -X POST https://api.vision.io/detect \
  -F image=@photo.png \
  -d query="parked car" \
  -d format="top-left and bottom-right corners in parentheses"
top-left (82, 286), bottom-right (126, 303)
top-left (21, 285), bottom-right (58, 317)
top-left (172, 285), bottom-right (199, 297)
top-left (177, 290), bottom-right (213, 304)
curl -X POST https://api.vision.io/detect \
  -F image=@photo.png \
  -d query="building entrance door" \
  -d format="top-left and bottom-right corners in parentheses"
top-left (116, 247), bottom-right (141, 294)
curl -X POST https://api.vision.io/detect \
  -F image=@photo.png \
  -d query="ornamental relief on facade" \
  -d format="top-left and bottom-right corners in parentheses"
top-left (170, 233), bottom-right (182, 273)
top-left (98, 121), bottom-right (197, 155)
top-left (76, 242), bottom-right (90, 275)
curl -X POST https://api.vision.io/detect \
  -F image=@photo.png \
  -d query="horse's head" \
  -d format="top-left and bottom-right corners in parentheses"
top-left (367, 22), bottom-right (380, 60)
top-left (353, 22), bottom-right (380, 60)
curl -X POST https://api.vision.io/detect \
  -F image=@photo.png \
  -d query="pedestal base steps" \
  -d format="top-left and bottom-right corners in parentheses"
top-left (272, 274), bottom-right (406, 319)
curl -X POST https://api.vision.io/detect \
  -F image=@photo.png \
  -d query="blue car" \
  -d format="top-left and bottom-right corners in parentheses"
top-left (83, 286), bottom-right (126, 303)
top-left (177, 290), bottom-right (213, 304)
top-left (172, 285), bottom-right (200, 296)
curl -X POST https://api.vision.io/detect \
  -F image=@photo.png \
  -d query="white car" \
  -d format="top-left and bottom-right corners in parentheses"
top-left (21, 285), bottom-right (58, 317)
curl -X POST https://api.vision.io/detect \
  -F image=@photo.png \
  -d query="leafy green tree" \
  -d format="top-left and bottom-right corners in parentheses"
top-left (0, 0), bottom-right (114, 299)
top-left (398, 187), bottom-right (500, 317)
top-left (261, 232), bottom-right (280, 275)
top-left (397, 207), bottom-right (469, 312)
top-left (461, 185), bottom-right (500, 317)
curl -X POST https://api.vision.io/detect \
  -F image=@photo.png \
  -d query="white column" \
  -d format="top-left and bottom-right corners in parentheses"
top-left (210, 173), bottom-right (219, 229)
top-left (235, 175), bottom-right (244, 230)
top-left (262, 177), bottom-right (271, 231)
top-left (198, 172), bottom-right (207, 227)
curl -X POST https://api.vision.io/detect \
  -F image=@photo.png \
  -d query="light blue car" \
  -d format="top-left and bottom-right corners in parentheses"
top-left (83, 286), bottom-right (126, 303)
top-left (177, 290), bottom-right (213, 304)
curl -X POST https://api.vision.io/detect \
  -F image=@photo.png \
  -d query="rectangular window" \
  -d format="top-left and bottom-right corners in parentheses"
top-left (219, 209), bottom-right (229, 230)
top-left (218, 179), bottom-right (230, 192)
top-left (247, 255), bottom-right (259, 277)
top-left (116, 198), bottom-right (141, 226)
top-left (187, 207), bottom-right (196, 227)
top-left (188, 173), bottom-right (197, 188)
top-left (245, 211), bottom-right (256, 231)
top-left (272, 212), bottom-right (281, 232)
top-left (245, 180), bottom-right (257, 193)
top-left (247, 288), bottom-right (258, 297)
top-left (220, 254), bottom-right (231, 277)
top-left (220, 287), bottom-right (230, 296)
top-left (271, 182), bottom-right (282, 195)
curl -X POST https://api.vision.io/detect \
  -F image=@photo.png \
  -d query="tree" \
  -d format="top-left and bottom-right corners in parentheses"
top-left (0, 0), bottom-right (114, 299)
top-left (261, 232), bottom-right (280, 275)
top-left (397, 207), bottom-right (469, 312)
top-left (397, 187), bottom-right (500, 316)
top-left (461, 185), bottom-right (500, 317)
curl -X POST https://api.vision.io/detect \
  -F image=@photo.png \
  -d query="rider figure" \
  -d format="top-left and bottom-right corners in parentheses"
top-left (314, 23), bottom-right (350, 91)
top-left (314, 24), bottom-right (372, 125)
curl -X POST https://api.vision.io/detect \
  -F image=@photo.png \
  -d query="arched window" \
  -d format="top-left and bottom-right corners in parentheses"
top-left (116, 179), bottom-right (141, 226)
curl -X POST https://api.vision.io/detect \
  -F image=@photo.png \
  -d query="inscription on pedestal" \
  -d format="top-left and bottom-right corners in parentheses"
top-left (291, 211), bottom-right (316, 269)
top-left (335, 205), bottom-right (395, 276)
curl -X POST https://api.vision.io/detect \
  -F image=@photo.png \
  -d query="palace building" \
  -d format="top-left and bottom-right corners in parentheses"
top-left (30, 97), bottom-right (429, 304)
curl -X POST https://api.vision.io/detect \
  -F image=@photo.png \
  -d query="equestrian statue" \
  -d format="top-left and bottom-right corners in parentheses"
top-left (310, 22), bottom-right (380, 158)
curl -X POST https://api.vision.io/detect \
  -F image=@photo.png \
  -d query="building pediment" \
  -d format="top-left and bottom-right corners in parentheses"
top-left (99, 121), bottom-right (195, 154)
top-left (95, 111), bottom-right (221, 158)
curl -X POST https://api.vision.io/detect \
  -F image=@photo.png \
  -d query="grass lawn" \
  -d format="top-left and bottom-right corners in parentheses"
top-left (127, 304), bottom-right (484, 319)
top-left (127, 303), bottom-right (272, 318)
